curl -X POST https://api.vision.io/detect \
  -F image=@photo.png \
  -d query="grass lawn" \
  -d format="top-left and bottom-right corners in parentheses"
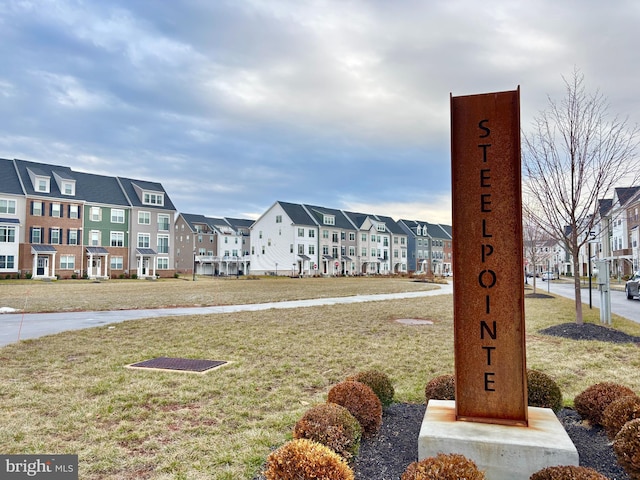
top-left (0, 277), bottom-right (639, 479)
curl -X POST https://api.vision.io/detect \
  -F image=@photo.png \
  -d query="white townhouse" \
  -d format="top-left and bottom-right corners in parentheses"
top-left (0, 159), bottom-right (25, 276)
top-left (250, 201), bottom-right (319, 276)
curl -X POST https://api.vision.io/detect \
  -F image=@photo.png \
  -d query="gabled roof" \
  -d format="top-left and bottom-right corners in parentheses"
top-left (278, 201), bottom-right (316, 226)
top-left (615, 186), bottom-right (640, 207)
top-left (117, 176), bottom-right (176, 211)
top-left (303, 204), bottom-right (354, 230)
top-left (0, 158), bottom-right (24, 195)
top-left (74, 171), bottom-right (130, 206)
top-left (373, 214), bottom-right (405, 235)
top-left (427, 223), bottom-right (451, 240)
top-left (341, 211), bottom-right (373, 230)
top-left (226, 218), bottom-right (254, 230)
top-left (597, 198), bottom-right (613, 218)
top-left (13, 158), bottom-right (75, 197)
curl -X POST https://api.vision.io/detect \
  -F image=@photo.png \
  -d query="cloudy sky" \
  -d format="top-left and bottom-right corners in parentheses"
top-left (1, 0), bottom-right (638, 224)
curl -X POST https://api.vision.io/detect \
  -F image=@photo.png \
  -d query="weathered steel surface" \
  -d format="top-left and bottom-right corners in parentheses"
top-left (451, 88), bottom-right (527, 426)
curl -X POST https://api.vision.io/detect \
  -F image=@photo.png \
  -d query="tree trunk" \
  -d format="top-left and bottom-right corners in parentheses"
top-left (572, 249), bottom-right (584, 325)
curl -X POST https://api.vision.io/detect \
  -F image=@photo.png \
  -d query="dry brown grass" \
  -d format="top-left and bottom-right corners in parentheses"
top-left (0, 276), bottom-right (438, 313)
top-left (0, 278), bottom-right (638, 479)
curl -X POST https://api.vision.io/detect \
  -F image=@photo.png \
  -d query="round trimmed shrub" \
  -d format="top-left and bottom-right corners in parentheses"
top-left (401, 453), bottom-right (485, 480)
top-left (425, 374), bottom-right (455, 403)
top-left (264, 438), bottom-right (355, 480)
top-left (527, 369), bottom-right (563, 412)
top-left (327, 381), bottom-right (382, 437)
top-left (573, 382), bottom-right (635, 425)
top-left (293, 403), bottom-right (362, 459)
top-left (613, 418), bottom-right (640, 479)
top-left (602, 394), bottom-right (640, 440)
top-left (346, 370), bottom-right (395, 407)
top-left (530, 465), bottom-right (608, 480)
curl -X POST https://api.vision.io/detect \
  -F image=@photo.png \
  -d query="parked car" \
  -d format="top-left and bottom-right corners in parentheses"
top-left (541, 271), bottom-right (559, 281)
top-left (625, 272), bottom-right (640, 299)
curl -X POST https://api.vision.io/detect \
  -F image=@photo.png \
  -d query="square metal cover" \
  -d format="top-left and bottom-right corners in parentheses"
top-left (128, 357), bottom-right (227, 373)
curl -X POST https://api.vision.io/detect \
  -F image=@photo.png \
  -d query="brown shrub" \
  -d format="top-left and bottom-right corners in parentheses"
top-left (425, 374), bottom-right (455, 403)
top-left (573, 382), bottom-right (635, 425)
top-left (264, 438), bottom-right (354, 480)
top-left (613, 418), bottom-right (640, 479)
top-left (529, 465), bottom-right (608, 480)
top-left (346, 370), bottom-right (395, 407)
top-left (527, 369), bottom-right (563, 412)
top-left (401, 453), bottom-right (485, 480)
top-left (293, 403), bottom-right (362, 460)
top-left (327, 381), bottom-right (382, 437)
top-left (602, 395), bottom-right (640, 440)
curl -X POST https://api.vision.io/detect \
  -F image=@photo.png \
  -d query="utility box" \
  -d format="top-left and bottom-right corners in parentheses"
top-left (595, 261), bottom-right (611, 324)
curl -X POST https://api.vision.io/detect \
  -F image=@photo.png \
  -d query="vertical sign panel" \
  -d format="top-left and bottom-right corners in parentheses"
top-left (451, 89), bottom-right (527, 426)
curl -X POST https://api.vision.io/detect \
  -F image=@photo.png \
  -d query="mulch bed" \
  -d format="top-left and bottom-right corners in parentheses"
top-left (256, 323), bottom-right (637, 479)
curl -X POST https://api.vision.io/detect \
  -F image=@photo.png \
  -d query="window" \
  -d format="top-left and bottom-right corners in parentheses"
top-left (376, 223), bottom-right (386, 232)
top-left (69, 205), bottom-right (80, 219)
top-left (362, 233), bottom-right (367, 242)
top-left (50, 228), bottom-right (61, 245)
top-left (51, 203), bottom-right (62, 218)
top-left (323, 215), bottom-right (335, 225)
top-left (349, 232), bottom-right (355, 241)
top-left (361, 247), bottom-right (367, 256)
top-left (0, 226), bottom-right (15, 243)
top-left (62, 182), bottom-right (74, 196)
top-left (68, 229), bottom-right (78, 245)
top-left (138, 211), bottom-right (150, 225)
top-left (309, 229), bottom-right (315, 238)
top-left (332, 232), bottom-right (339, 242)
top-left (290, 244), bottom-right (294, 253)
top-left (0, 199), bottom-right (16, 214)
top-left (323, 230), bottom-right (329, 239)
top-left (111, 256), bottom-right (124, 270)
top-left (157, 257), bottom-right (169, 269)
top-left (143, 192), bottom-right (164, 206)
top-left (308, 245), bottom-right (315, 255)
top-left (349, 246), bottom-right (356, 256)
top-left (31, 227), bottom-right (42, 244)
top-left (401, 237), bottom-right (406, 245)
top-left (322, 245), bottom-right (329, 255)
top-left (158, 214), bottom-right (170, 231)
top-left (60, 255), bottom-right (75, 270)
top-left (90, 207), bottom-right (101, 222)
top-left (138, 233), bottom-right (150, 248)
top-left (90, 230), bottom-right (100, 246)
top-left (110, 231), bottom-right (124, 247)
top-left (341, 232), bottom-right (346, 241)
top-left (111, 209), bottom-right (125, 224)
top-left (32, 201), bottom-right (43, 216)
top-left (276, 215), bottom-right (282, 223)
top-left (0, 255), bottom-right (15, 269)
top-left (37, 178), bottom-right (49, 192)
top-left (298, 228), bottom-right (304, 237)
top-left (157, 235), bottom-right (169, 254)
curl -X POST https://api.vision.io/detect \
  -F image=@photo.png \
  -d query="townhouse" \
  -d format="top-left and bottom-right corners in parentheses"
top-left (398, 220), bottom-right (453, 275)
top-left (249, 201), bottom-right (408, 276)
top-left (0, 158), bottom-right (177, 279)
top-left (174, 213), bottom-right (252, 276)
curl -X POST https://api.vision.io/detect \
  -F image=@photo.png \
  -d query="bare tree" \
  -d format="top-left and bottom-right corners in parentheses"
top-left (522, 205), bottom-right (548, 294)
top-left (523, 68), bottom-right (640, 325)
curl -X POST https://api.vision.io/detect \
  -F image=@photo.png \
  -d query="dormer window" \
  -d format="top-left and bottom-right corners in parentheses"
top-left (376, 222), bottom-right (386, 232)
top-left (323, 215), bottom-right (335, 226)
top-left (62, 181), bottom-right (75, 195)
top-left (143, 192), bottom-right (164, 206)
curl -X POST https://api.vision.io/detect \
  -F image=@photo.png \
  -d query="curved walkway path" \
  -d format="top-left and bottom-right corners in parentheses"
top-left (0, 283), bottom-right (453, 347)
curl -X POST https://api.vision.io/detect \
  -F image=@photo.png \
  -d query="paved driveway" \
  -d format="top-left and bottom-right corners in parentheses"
top-left (0, 284), bottom-right (453, 347)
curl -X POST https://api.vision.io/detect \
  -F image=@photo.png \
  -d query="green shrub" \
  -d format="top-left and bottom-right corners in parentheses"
top-left (613, 418), bottom-right (640, 479)
top-left (264, 438), bottom-right (354, 480)
top-left (293, 403), bottom-right (362, 460)
top-left (327, 381), bottom-right (382, 437)
top-left (602, 395), bottom-right (640, 440)
top-left (529, 465), bottom-right (608, 479)
top-left (425, 374), bottom-right (455, 403)
top-left (527, 369), bottom-right (563, 412)
top-left (346, 370), bottom-right (394, 407)
top-left (574, 382), bottom-right (635, 425)
top-left (401, 453), bottom-right (485, 480)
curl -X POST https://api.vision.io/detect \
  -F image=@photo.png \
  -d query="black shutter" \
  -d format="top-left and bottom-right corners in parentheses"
top-left (29, 227), bottom-right (33, 243)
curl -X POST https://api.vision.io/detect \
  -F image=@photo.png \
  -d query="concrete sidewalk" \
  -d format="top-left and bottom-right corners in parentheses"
top-left (0, 283), bottom-right (453, 347)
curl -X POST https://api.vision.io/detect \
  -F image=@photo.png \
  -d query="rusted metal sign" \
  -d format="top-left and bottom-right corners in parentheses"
top-left (451, 88), bottom-right (527, 426)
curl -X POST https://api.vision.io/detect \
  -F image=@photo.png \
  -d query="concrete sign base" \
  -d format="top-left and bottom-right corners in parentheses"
top-left (418, 400), bottom-right (578, 480)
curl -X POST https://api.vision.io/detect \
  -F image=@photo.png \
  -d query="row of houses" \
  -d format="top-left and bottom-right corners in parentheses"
top-left (0, 158), bottom-right (452, 279)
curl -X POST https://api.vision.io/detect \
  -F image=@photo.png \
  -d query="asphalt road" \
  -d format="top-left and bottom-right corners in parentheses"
top-left (528, 278), bottom-right (640, 324)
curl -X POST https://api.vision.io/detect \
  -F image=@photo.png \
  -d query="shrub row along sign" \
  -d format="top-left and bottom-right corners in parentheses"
top-left (451, 88), bottom-right (528, 426)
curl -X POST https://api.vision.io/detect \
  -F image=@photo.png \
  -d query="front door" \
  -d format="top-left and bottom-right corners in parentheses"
top-left (90, 258), bottom-right (102, 277)
top-left (37, 256), bottom-right (48, 276)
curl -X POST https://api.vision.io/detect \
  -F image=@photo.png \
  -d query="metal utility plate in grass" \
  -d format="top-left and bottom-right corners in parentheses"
top-left (395, 318), bottom-right (434, 325)
top-left (127, 357), bottom-right (228, 374)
